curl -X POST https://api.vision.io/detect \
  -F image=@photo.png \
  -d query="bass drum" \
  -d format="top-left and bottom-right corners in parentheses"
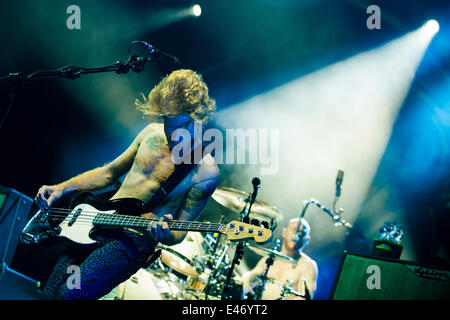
top-left (101, 268), bottom-right (179, 300)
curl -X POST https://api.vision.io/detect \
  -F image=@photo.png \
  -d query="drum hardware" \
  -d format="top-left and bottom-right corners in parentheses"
top-left (185, 268), bottom-right (211, 293)
top-left (299, 170), bottom-right (352, 231)
top-left (221, 178), bottom-right (262, 300)
top-left (277, 280), bottom-right (310, 300)
top-left (242, 241), bottom-right (299, 300)
top-left (158, 246), bottom-right (199, 278)
top-left (147, 260), bottom-right (185, 300)
top-left (208, 182), bottom-right (284, 300)
top-left (153, 231), bottom-right (234, 300)
top-left (300, 198), bottom-right (353, 230)
top-left (250, 239), bottom-right (282, 300)
top-left (245, 242), bottom-right (297, 264)
top-left (212, 187), bottom-right (283, 230)
top-left (203, 239), bottom-right (233, 299)
top-left (204, 215), bottom-right (225, 270)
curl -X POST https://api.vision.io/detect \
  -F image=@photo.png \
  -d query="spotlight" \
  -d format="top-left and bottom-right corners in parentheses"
top-left (424, 19), bottom-right (440, 35)
top-left (192, 4), bottom-right (202, 17)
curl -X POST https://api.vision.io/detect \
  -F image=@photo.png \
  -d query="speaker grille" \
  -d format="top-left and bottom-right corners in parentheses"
top-left (331, 253), bottom-right (450, 300)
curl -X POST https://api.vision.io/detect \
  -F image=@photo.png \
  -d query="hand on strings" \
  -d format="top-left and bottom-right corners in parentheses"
top-left (35, 185), bottom-right (64, 209)
top-left (146, 213), bottom-right (173, 241)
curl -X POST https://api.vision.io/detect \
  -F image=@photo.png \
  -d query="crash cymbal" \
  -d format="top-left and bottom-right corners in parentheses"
top-left (212, 187), bottom-right (283, 221)
top-left (245, 245), bottom-right (297, 263)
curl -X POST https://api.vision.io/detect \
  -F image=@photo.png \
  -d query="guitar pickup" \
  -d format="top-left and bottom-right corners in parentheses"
top-left (68, 209), bottom-right (82, 226)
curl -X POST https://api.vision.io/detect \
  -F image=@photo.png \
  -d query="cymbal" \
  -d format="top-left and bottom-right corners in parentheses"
top-left (212, 187), bottom-right (283, 221)
top-left (246, 245), bottom-right (297, 263)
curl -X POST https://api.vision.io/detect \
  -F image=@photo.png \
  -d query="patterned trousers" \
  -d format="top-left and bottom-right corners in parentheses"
top-left (42, 230), bottom-right (155, 300)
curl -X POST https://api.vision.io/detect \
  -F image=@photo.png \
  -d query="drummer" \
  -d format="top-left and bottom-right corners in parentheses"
top-left (242, 218), bottom-right (318, 300)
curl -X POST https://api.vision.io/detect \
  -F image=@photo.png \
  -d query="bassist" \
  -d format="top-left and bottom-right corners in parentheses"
top-left (34, 69), bottom-right (219, 299)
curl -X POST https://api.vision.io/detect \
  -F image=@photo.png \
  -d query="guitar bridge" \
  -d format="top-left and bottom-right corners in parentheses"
top-left (36, 209), bottom-right (50, 224)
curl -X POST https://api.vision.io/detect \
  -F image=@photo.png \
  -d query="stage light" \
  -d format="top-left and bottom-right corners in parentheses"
top-left (216, 25), bottom-right (435, 256)
top-left (192, 4), bottom-right (202, 17)
top-left (424, 19), bottom-right (440, 35)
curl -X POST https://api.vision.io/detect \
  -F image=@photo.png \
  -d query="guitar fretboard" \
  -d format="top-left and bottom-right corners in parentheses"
top-left (93, 213), bottom-right (225, 233)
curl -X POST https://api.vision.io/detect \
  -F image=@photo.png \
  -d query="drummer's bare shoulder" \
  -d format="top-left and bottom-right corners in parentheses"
top-left (297, 252), bottom-right (318, 290)
top-left (298, 252), bottom-right (318, 271)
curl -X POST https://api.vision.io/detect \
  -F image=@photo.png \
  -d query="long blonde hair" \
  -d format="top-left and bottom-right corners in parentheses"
top-left (135, 69), bottom-right (216, 123)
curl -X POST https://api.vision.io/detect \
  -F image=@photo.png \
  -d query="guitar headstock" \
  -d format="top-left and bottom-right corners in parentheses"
top-left (224, 220), bottom-right (272, 244)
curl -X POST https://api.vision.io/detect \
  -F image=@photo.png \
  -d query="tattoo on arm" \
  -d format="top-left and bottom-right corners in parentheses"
top-left (180, 179), bottom-right (218, 220)
top-left (145, 134), bottom-right (166, 152)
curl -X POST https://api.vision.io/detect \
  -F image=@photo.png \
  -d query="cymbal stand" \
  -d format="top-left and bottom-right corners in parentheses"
top-left (252, 239), bottom-right (280, 300)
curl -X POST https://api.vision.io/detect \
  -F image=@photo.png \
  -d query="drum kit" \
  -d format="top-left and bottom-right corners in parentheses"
top-left (104, 187), bottom-right (300, 300)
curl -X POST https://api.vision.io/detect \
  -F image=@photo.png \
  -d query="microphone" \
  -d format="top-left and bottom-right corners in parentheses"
top-left (293, 225), bottom-right (302, 242)
top-left (140, 42), bottom-right (181, 66)
top-left (251, 177), bottom-right (261, 201)
top-left (335, 170), bottom-right (344, 197)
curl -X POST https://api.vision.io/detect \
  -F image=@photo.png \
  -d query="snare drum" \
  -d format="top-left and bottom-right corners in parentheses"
top-left (160, 246), bottom-right (199, 277)
top-left (158, 232), bottom-right (205, 278)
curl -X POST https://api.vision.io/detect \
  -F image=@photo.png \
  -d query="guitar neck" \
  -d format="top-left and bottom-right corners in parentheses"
top-left (93, 212), bottom-right (226, 234)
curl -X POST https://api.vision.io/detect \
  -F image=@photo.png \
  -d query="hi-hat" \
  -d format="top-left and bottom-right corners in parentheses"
top-left (246, 245), bottom-right (297, 263)
top-left (212, 187), bottom-right (283, 221)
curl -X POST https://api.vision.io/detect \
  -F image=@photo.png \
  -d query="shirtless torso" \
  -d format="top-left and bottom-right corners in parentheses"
top-left (36, 120), bottom-right (219, 246)
top-left (248, 252), bottom-right (317, 300)
top-left (34, 69), bottom-right (219, 299)
top-left (111, 123), bottom-right (218, 217)
top-left (242, 218), bottom-right (318, 300)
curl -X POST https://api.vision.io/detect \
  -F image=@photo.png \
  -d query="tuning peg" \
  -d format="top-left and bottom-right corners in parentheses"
top-left (251, 219), bottom-right (261, 226)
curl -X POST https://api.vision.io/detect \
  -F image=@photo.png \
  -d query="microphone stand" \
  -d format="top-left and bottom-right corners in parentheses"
top-left (300, 198), bottom-right (353, 231)
top-left (0, 54), bottom-right (150, 130)
top-left (295, 170), bottom-right (352, 234)
top-left (221, 181), bottom-right (259, 300)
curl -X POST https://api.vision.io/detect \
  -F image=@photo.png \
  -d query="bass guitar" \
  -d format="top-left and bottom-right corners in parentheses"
top-left (20, 192), bottom-right (272, 248)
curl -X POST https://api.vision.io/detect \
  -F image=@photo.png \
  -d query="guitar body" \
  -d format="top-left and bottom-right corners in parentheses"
top-left (20, 192), bottom-right (144, 248)
top-left (59, 202), bottom-right (114, 245)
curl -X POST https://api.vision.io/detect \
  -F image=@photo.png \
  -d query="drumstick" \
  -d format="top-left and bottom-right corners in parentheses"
top-left (242, 282), bottom-right (256, 296)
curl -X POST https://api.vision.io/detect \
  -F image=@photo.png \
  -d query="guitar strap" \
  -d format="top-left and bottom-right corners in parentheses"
top-left (144, 138), bottom-right (204, 212)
